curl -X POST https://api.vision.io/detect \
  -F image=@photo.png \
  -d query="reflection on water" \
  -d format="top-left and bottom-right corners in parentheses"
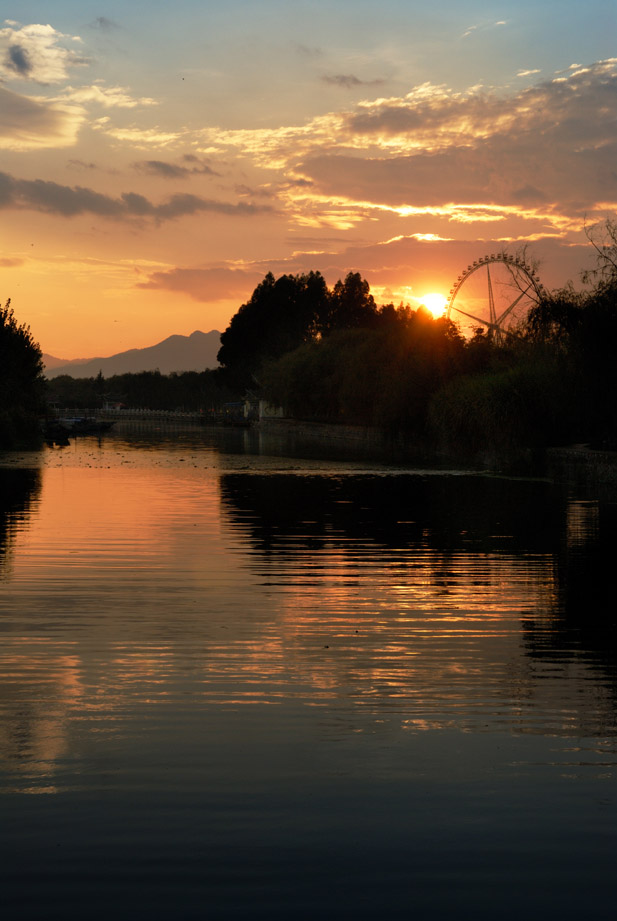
top-left (0, 433), bottom-right (616, 920)
top-left (220, 473), bottom-right (616, 739)
top-left (522, 496), bottom-right (617, 731)
top-left (0, 466), bottom-right (41, 578)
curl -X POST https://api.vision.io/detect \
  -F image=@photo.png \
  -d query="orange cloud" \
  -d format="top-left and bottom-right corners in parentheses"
top-left (137, 266), bottom-right (262, 302)
top-left (0, 86), bottom-right (82, 149)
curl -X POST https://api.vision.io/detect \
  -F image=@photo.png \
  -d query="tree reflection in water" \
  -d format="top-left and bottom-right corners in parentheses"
top-left (0, 466), bottom-right (41, 580)
top-left (220, 472), bottom-right (617, 735)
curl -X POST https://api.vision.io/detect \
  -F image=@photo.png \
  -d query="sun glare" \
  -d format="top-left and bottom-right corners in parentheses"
top-left (419, 292), bottom-right (447, 317)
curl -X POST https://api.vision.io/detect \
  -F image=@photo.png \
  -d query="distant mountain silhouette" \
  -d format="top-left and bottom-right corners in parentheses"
top-left (44, 330), bottom-right (222, 379)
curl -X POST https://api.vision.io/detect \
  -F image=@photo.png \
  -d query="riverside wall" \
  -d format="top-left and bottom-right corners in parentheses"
top-left (546, 444), bottom-right (617, 494)
top-left (256, 417), bottom-right (438, 462)
top-left (258, 418), bottom-right (617, 484)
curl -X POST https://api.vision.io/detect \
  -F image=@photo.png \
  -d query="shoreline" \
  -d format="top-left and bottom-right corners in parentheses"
top-left (258, 417), bottom-right (617, 483)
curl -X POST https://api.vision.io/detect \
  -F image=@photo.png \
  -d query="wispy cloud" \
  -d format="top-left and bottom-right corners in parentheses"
top-left (322, 74), bottom-right (386, 89)
top-left (0, 171), bottom-right (276, 221)
top-left (294, 43), bottom-right (322, 58)
top-left (132, 157), bottom-right (219, 179)
top-left (89, 17), bottom-right (119, 32)
top-left (67, 159), bottom-right (98, 171)
top-left (58, 83), bottom-right (157, 108)
top-left (462, 20), bottom-right (508, 39)
top-left (94, 122), bottom-right (185, 148)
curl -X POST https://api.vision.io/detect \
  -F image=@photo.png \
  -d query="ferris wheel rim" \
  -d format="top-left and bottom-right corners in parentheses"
top-left (446, 252), bottom-right (544, 333)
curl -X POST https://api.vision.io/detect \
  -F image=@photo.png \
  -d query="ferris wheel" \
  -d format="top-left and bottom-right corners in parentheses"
top-left (446, 253), bottom-right (544, 338)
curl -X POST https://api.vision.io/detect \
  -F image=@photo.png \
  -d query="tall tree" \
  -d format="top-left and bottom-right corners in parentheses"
top-left (217, 271), bottom-right (330, 387)
top-left (324, 271), bottom-right (377, 332)
top-left (0, 299), bottom-right (45, 447)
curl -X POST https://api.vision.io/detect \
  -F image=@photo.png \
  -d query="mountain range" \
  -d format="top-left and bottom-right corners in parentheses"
top-left (43, 330), bottom-right (222, 379)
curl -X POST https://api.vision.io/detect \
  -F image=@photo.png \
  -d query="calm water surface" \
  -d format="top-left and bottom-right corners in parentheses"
top-left (1, 429), bottom-right (616, 919)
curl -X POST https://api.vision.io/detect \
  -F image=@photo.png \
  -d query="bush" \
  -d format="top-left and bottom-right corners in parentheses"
top-left (428, 354), bottom-right (579, 456)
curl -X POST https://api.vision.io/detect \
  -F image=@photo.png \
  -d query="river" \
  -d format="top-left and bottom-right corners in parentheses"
top-left (1, 428), bottom-right (615, 919)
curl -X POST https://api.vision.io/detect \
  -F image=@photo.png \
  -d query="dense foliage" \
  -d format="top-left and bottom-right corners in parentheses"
top-left (217, 270), bottom-right (380, 389)
top-left (262, 307), bottom-right (467, 432)
top-left (0, 299), bottom-right (45, 448)
top-left (46, 368), bottom-right (239, 411)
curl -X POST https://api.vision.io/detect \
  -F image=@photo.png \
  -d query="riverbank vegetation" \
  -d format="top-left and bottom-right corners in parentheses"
top-left (217, 222), bottom-right (617, 458)
top-left (0, 299), bottom-right (46, 449)
top-left (4, 222), bottom-right (615, 459)
top-left (46, 368), bottom-right (239, 412)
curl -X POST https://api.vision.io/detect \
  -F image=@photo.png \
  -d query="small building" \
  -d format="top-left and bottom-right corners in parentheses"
top-left (243, 390), bottom-right (284, 421)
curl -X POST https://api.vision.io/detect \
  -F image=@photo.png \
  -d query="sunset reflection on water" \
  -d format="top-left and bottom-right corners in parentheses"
top-left (1, 433), bottom-right (616, 919)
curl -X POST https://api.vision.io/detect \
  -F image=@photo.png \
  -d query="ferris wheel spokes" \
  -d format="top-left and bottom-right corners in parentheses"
top-left (487, 264), bottom-right (496, 328)
top-left (445, 302), bottom-right (503, 335)
top-left (495, 282), bottom-right (534, 328)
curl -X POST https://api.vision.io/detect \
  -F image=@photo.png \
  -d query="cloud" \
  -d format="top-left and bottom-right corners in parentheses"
top-left (342, 61), bottom-right (617, 153)
top-left (0, 170), bottom-right (276, 221)
top-left (133, 157), bottom-right (219, 179)
top-left (94, 123), bottom-right (184, 148)
top-left (133, 230), bottom-right (598, 312)
top-left (322, 74), bottom-right (386, 89)
top-left (137, 266), bottom-right (261, 302)
top-left (299, 141), bottom-right (616, 217)
top-left (6, 42), bottom-right (31, 76)
top-left (89, 17), bottom-right (119, 31)
top-left (235, 183), bottom-right (276, 198)
top-left (511, 185), bottom-right (547, 203)
top-left (266, 232), bottom-right (592, 300)
top-left (462, 20), bottom-right (508, 39)
top-left (59, 84), bottom-right (157, 109)
top-left (188, 60), bottom-right (617, 240)
top-left (0, 86), bottom-right (82, 150)
top-left (0, 22), bottom-right (88, 84)
top-left (290, 60), bottom-right (617, 218)
top-left (67, 159), bottom-right (98, 171)
top-left (134, 160), bottom-right (189, 179)
top-left (294, 43), bottom-right (322, 58)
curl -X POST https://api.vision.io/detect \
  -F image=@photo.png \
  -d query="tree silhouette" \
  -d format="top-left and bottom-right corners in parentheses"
top-left (324, 271), bottom-right (377, 332)
top-left (0, 299), bottom-right (45, 447)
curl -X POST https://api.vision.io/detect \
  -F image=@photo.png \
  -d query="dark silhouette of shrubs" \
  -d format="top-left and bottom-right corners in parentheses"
top-left (46, 368), bottom-right (239, 412)
top-left (263, 306), bottom-right (466, 433)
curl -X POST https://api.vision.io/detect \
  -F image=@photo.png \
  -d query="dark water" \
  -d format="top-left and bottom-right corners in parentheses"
top-left (1, 430), bottom-right (616, 919)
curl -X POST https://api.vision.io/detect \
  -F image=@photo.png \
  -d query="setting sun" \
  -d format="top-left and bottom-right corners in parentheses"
top-left (419, 293), bottom-right (448, 317)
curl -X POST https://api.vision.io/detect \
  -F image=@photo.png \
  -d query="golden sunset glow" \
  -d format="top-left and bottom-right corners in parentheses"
top-left (419, 293), bottom-right (448, 317)
top-left (0, 7), bottom-right (613, 359)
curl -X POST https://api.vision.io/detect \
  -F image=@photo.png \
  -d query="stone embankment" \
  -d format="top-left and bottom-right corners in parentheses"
top-left (260, 418), bottom-right (617, 484)
top-left (546, 444), bottom-right (617, 490)
top-left (257, 417), bottom-right (435, 461)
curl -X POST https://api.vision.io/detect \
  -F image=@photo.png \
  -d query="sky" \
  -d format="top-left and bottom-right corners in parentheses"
top-left (1, 0), bottom-right (616, 359)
